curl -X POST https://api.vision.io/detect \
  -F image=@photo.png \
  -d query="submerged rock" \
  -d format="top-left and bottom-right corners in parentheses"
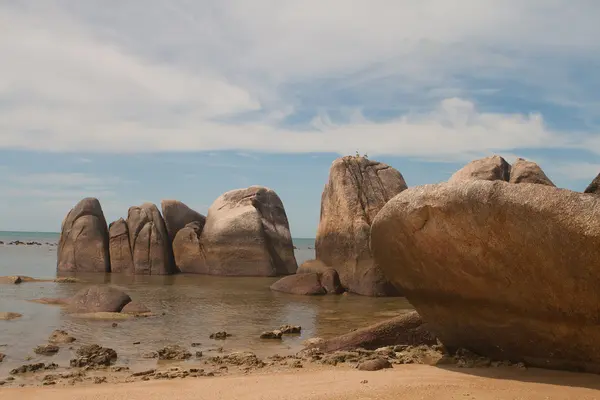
top-left (310, 312), bottom-right (436, 353)
top-left (0, 312), bottom-right (22, 321)
top-left (67, 286), bottom-right (131, 314)
top-left (279, 325), bottom-right (301, 334)
top-left (315, 156), bottom-right (407, 296)
top-left (49, 330), bottom-right (76, 344)
top-left (209, 332), bottom-right (231, 340)
top-left (28, 297), bottom-right (70, 306)
top-left (371, 180), bottom-right (600, 373)
top-left (260, 330), bottom-right (283, 340)
top-left (121, 301), bottom-right (152, 316)
top-left (57, 197), bottom-right (110, 273)
top-left (10, 363), bottom-right (49, 375)
top-left (194, 186), bottom-right (298, 276)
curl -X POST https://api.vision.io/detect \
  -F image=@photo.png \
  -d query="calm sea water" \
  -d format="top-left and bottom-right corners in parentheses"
top-left (0, 232), bottom-right (413, 374)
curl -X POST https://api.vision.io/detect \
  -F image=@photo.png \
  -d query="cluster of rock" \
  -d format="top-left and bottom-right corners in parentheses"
top-left (57, 186), bottom-right (298, 276)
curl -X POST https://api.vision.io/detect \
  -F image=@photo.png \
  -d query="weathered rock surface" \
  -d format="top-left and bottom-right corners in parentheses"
top-left (0, 312), bottom-right (22, 320)
top-left (315, 156), bottom-right (407, 296)
top-left (195, 186), bottom-right (297, 276)
top-left (157, 345), bottom-right (192, 360)
top-left (67, 286), bottom-right (131, 314)
top-left (70, 344), bottom-right (117, 368)
top-left (34, 345), bottom-right (59, 356)
top-left (161, 200), bottom-right (206, 243)
top-left (108, 218), bottom-right (133, 274)
top-left (172, 221), bottom-right (204, 273)
top-left (310, 311), bottom-right (437, 353)
top-left (121, 301), bottom-right (151, 316)
top-left (49, 330), bottom-right (76, 344)
top-left (357, 357), bottom-right (392, 371)
top-left (57, 198), bottom-right (110, 273)
top-left (509, 158), bottom-right (555, 186)
top-left (448, 155), bottom-right (510, 183)
top-left (371, 180), bottom-right (600, 373)
top-left (585, 173), bottom-right (600, 194)
top-left (127, 203), bottom-right (176, 275)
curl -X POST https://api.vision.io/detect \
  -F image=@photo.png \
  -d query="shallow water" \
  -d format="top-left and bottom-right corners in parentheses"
top-left (0, 233), bottom-right (414, 374)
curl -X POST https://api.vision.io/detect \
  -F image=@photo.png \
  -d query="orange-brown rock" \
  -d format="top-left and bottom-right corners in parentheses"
top-left (57, 198), bottom-right (110, 273)
top-left (172, 221), bottom-right (204, 273)
top-left (371, 180), bottom-right (600, 373)
top-left (315, 156), bottom-right (407, 296)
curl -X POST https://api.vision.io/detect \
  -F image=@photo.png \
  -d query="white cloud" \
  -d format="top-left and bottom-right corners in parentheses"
top-left (0, 0), bottom-right (599, 160)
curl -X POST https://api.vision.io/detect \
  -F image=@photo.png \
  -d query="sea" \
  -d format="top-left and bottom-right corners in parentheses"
top-left (0, 231), bottom-right (413, 374)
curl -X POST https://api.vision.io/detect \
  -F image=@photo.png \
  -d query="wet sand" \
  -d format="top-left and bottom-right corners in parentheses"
top-left (3, 364), bottom-right (600, 400)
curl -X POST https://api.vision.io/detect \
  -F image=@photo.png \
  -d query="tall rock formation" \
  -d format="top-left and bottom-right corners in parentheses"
top-left (314, 156), bottom-right (407, 296)
top-left (57, 198), bottom-right (110, 273)
top-left (371, 180), bottom-right (600, 373)
top-left (191, 186), bottom-right (297, 276)
top-left (108, 218), bottom-right (133, 274)
top-left (160, 200), bottom-right (206, 243)
top-left (127, 203), bottom-right (176, 275)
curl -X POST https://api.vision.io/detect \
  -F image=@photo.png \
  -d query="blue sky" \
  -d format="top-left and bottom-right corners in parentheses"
top-left (1, 1), bottom-right (600, 237)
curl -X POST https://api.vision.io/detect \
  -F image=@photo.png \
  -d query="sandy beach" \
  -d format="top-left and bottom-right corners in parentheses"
top-left (3, 364), bottom-right (600, 400)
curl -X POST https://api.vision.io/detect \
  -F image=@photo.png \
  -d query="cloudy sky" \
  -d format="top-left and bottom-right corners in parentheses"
top-left (1, 0), bottom-right (600, 237)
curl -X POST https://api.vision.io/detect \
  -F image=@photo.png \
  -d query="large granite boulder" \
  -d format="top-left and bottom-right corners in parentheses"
top-left (127, 203), bottom-right (176, 275)
top-left (584, 173), bottom-right (600, 194)
top-left (67, 286), bottom-right (131, 314)
top-left (172, 221), bottom-right (204, 273)
top-left (508, 158), bottom-right (555, 186)
top-left (160, 200), bottom-right (206, 242)
top-left (193, 186), bottom-right (297, 276)
top-left (448, 155), bottom-right (510, 183)
top-left (108, 218), bottom-right (133, 274)
top-left (371, 180), bottom-right (600, 372)
top-left (315, 156), bottom-right (407, 296)
top-left (57, 198), bottom-right (110, 273)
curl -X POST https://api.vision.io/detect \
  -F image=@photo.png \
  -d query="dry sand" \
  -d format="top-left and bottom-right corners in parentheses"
top-left (3, 364), bottom-right (600, 400)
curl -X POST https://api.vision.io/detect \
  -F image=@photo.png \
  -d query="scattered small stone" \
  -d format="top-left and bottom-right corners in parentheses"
top-left (49, 330), bottom-right (76, 344)
top-left (54, 277), bottom-right (79, 283)
top-left (111, 323), bottom-right (118, 328)
top-left (70, 344), bottom-right (117, 368)
top-left (133, 341), bottom-right (141, 345)
top-left (5, 376), bottom-right (14, 381)
top-left (357, 358), bottom-right (392, 371)
top-left (142, 352), bottom-right (158, 359)
top-left (111, 366), bottom-right (129, 372)
top-left (93, 376), bottom-right (107, 384)
top-left (208, 352), bottom-right (265, 368)
top-left (10, 363), bottom-right (46, 375)
top-left (191, 342), bottom-right (202, 347)
top-left (260, 330), bottom-right (283, 340)
top-left (131, 369), bottom-right (155, 377)
top-left (157, 345), bottom-right (192, 360)
top-left (290, 360), bottom-right (303, 368)
top-left (209, 332), bottom-right (231, 340)
top-left (0, 381), bottom-right (5, 386)
top-left (279, 325), bottom-right (301, 334)
top-left (195, 351), bottom-right (203, 358)
top-left (0, 312), bottom-right (22, 321)
top-left (360, 380), bottom-right (368, 384)
top-left (46, 363), bottom-right (59, 370)
top-left (34, 344), bottom-right (60, 356)
top-left (42, 380), bottom-right (56, 386)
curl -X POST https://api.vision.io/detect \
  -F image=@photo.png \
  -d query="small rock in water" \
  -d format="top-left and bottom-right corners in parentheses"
top-left (0, 353), bottom-right (5, 362)
top-left (133, 341), bottom-right (141, 345)
top-left (209, 332), bottom-right (231, 340)
top-left (357, 358), bottom-right (392, 371)
top-left (195, 351), bottom-right (203, 358)
top-left (49, 330), bottom-right (76, 344)
top-left (156, 345), bottom-right (192, 360)
top-left (70, 344), bottom-right (117, 368)
top-left (0, 312), bottom-right (22, 321)
top-left (111, 323), bottom-right (118, 328)
top-left (191, 342), bottom-right (202, 347)
top-left (279, 325), bottom-right (301, 334)
top-left (54, 277), bottom-right (79, 283)
top-left (260, 330), bottom-right (283, 340)
top-left (34, 344), bottom-right (60, 356)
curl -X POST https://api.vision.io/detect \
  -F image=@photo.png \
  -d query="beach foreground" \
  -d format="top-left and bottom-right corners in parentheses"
top-left (4, 364), bottom-right (600, 400)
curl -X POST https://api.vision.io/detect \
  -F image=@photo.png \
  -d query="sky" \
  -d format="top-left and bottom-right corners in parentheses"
top-left (1, 1), bottom-right (600, 237)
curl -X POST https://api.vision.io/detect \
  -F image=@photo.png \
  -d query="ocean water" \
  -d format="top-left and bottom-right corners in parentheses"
top-left (0, 232), bottom-right (413, 374)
